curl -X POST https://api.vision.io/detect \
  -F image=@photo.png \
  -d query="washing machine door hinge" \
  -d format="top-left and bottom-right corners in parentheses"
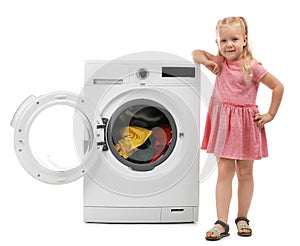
top-left (96, 118), bottom-right (109, 151)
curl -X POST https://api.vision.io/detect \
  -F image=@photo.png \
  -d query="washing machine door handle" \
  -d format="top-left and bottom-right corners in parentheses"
top-left (11, 91), bottom-right (100, 185)
top-left (96, 118), bottom-right (109, 151)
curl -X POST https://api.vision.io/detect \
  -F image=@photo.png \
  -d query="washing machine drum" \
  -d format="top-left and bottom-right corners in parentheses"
top-left (107, 100), bottom-right (177, 171)
top-left (118, 106), bottom-right (165, 128)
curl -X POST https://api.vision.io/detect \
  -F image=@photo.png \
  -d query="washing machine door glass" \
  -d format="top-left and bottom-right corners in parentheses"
top-left (11, 92), bottom-right (99, 184)
top-left (107, 99), bottom-right (177, 171)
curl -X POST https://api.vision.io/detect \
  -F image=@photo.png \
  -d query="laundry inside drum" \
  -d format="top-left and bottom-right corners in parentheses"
top-left (108, 100), bottom-right (177, 170)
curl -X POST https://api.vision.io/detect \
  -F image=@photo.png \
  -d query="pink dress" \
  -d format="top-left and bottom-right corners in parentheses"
top-left (201, 59), bottom-right (268, 160)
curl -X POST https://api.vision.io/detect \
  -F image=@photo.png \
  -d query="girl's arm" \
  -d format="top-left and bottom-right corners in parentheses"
top-left (192, 50), bottom-right (223, 75)
top-left (253, 72), bottom-right (284, 128)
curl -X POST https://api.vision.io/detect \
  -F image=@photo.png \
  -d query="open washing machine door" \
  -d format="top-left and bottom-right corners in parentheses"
top-left (11, 92), bottom-right (100, 184)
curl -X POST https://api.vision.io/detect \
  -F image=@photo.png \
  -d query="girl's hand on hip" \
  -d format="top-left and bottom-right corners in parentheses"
top-left (253, 113), bottom-right (274, 128)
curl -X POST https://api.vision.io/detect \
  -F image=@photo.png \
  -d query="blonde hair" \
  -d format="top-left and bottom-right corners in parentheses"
top-left (216, 16), bottom-right (253, 83)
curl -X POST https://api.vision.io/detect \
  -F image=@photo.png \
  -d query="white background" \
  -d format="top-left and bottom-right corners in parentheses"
top-left (1, 0), bottom-right (298, 245)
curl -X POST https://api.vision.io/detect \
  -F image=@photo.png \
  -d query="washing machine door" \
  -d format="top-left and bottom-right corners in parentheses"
top-left (11, 92), bottom-right (100, 184)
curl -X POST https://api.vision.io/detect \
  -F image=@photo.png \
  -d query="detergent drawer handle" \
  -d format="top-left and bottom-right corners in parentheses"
top-left (96, 118), bottom-right (108, 151)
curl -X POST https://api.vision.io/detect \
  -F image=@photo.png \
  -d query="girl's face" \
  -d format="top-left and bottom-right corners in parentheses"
top-left (216, 24), bottom-right (247, 62)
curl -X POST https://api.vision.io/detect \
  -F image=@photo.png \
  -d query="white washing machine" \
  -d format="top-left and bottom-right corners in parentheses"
top-left (11, 52), bottom-right (201, 223)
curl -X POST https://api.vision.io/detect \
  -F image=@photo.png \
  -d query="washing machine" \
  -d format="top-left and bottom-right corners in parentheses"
top-left (11, 51), bottom-right (201, 223)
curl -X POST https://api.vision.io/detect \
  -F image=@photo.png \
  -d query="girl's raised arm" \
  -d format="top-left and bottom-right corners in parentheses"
top-left (192, 50), bottom-right (223, 75)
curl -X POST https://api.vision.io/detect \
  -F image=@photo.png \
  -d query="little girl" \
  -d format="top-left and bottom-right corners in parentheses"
top-left (192, 16), bottom-right (283, 241)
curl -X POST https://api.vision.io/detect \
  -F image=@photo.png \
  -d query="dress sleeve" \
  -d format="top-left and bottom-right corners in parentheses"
top-left (251, 60), bottom-right (268, 83)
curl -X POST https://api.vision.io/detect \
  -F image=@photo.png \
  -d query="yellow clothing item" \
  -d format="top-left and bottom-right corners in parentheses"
top-left (114, 126), bottom-right (152, 159)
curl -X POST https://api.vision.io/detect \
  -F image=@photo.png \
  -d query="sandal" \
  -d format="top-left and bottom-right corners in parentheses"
top-left (205, 220), bottom-right (230, 241)
top-left (235, 217), bottom-right (252, 237)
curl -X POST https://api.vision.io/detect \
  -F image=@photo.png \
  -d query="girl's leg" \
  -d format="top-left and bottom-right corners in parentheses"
top-left (206, 157), bottom-right (236, 238)
top-left (216, 158), bottom-right (236, 222)
top-left (235, 159), bottom-right (254, 233)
